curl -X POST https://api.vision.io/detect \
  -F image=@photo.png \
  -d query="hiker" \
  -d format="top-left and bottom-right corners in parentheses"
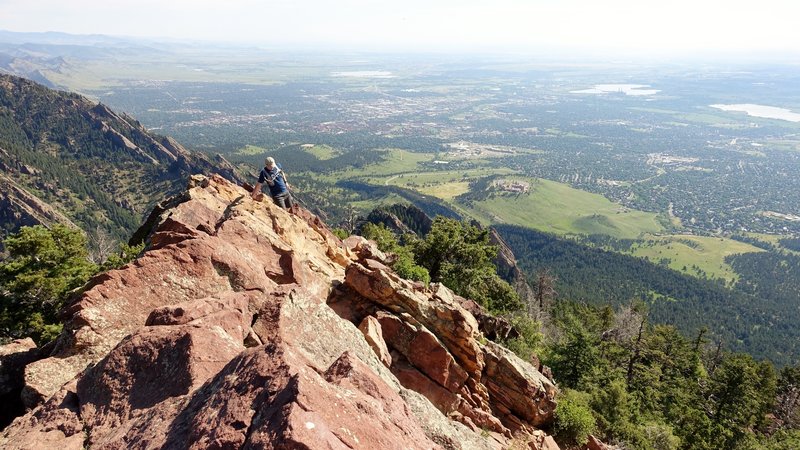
top-left (251, 156), bottom-right (293, 210)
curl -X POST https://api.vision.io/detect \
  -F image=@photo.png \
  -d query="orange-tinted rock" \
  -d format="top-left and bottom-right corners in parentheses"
top-left (358, 315), bottom-right (392, 367)
top-left (584, 434), bottom-right (612, 450)
top-left (376, 312), bottom-right (468, 393)
top-left (483, 341), bottom-right (558, 431)
top-left (78, 319), bottom-right (245, 448)
top-left (526, 429), bottom-right (562, 450)
top-left (343, 260), bottom-right (558, 436)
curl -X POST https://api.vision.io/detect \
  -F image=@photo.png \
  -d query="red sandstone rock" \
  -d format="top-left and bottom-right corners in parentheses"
top-left (483, 341), bottom-right (557, 430)
top-left (0, 338), bottom-right (37, 397)
top-left (1, 174), bottom-right (558, 450)
top-left (358, 315), bottom-right (392, 367)
top-left (343, 259), bottom-right (557, 435)
top-left (0, 338), bottom-right (40, 429)
top-left (377, 312), bottom-right (468, 392)
top-left (526, 429), bottom-right (562, 450)
top-left (1, 379), bottom-right (84, 450)
top-left (0, 339), bottom-right (36, 358)
top-left (585, 434), bottom-right (612, 450)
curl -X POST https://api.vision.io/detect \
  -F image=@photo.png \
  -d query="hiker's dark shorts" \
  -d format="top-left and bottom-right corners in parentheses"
top-left (272, 192), bottom-right (293, 209)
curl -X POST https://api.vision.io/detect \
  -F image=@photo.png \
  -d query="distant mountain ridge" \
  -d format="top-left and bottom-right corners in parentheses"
top-left (0, 30), bottom-right (163, 88)
top-left (0, 73), bottom-right (241, 239)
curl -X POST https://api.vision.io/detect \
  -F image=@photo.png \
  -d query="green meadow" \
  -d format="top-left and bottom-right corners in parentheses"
top-left (298, 147), bottom-right (774, 283)
top-left (463, 178), bottom-right (664, 240)
top-left (627, 235), bottom-right (765, 283)
top-left (303, 144), bottom-right (338, 160)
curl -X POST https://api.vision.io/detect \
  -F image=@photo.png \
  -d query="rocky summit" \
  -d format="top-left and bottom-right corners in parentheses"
top-left (0, 174), bottom-right (559, 450)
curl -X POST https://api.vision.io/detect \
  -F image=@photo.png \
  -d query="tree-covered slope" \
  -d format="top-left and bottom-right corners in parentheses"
top-left (495, 224), bottom-right (799, 367)
top-left (0, 74), bottom-right (241, 239)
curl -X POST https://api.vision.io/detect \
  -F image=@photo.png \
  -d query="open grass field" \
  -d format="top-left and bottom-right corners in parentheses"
top-left (46, 55), bottom-right (332, 93)
top-left (462, 178), bottom-right (664, 240)
top-left (366, 167), bottom-right (517, 186)
top-left (745, 232), bottom-right (786, 246)
top-left (745, 232), bottom-right (800, 255)
top-left (766, 139), bottom-right (800, 152)
top-left (628, 234), bottom-right (765, 283)
top-left (302, 144), bottom-right (337, 160)
top-left (235, 144), bottom-right (269, 155)
top-left (301, 151), bottom-right (772, 283)
top-left (351, 149), bottom-right (436, 177)
top-left (418, 181), bottom-right (471, 200)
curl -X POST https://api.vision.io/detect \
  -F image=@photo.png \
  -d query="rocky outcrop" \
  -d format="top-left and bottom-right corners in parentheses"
top-left (333, 255), bottom-right (557, 438)
top-left (489, 228), bottom-right (535, 307)
top-left (2, 174), bottom-right (558, 449)
top-left (0, 74), bottom-right (245, 238)
top-left (0, 173), bottom-right (78, 237)
top-left (0, 339), bottom-right (39, 429)
top-left (583, 435), bottom-right (617, 450)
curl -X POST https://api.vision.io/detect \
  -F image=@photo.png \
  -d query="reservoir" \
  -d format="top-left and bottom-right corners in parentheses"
top-left (571, 84), bottom-right (660, 96)
top-left (709, 104), bottom-right (800, 122)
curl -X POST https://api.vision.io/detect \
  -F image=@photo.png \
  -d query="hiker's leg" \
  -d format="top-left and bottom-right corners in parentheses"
top-left (273, 193), bottom-right (290, 209)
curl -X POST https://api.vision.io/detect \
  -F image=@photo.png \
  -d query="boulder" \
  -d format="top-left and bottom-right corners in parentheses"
top-left (0, 380), bottom-right (84, 450)
top-left (358, 315), bottom-right (392, 367)
top-left (526, 429), bottom-right (562, 450)
top-left (341, 254), bottom-right (558, 436)
top-left (483, 341), bottom-right (558, 430)
top-left (343, 235), bottom-right (393, 265)
top-left (584, 434), bottom-right (612, 450)
top-left (0, 338), bottom-right (37, 397)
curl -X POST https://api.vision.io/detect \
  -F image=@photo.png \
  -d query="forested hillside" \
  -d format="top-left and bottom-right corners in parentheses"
top-left (495, 224), bottom-right (800, 367)
top-left (0, 74), bottom-right (240, 241)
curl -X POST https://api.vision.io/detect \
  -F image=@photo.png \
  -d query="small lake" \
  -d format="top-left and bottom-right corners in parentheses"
top-left (331, 71), bottom-right (395, 78)
top-left (709, 104), bottom-right (800, 122)
top-left (570, 84), bottom-right (660, 96)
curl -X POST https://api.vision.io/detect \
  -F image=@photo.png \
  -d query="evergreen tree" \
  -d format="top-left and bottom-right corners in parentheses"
top-left (412, 217), bottom-right (521, 312)
top-left (360, 222), bottom-right (430, 284)
top-left (699, 353), bottom-right (776, 449)
top-left (0, 225), bottom-right (97, 343)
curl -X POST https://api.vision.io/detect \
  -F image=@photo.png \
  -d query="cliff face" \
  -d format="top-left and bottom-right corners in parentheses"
top-left (0, 173), bottom-right (78, 235)
top-left (0, 174), bottom-right (559, 450)
top-left (489, 228), bottom-right (536, 308)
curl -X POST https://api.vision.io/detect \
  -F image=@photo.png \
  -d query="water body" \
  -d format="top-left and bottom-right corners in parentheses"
top-left (709, 104), bottom-right (800, 122)
top-left (570, 84), bottom-right (660, 96)
top-left (330, 71), bottom-right (395, 78)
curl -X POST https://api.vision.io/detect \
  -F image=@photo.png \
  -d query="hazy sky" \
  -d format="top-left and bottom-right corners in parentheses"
top-left (1, 0), bottom-right (799, 55)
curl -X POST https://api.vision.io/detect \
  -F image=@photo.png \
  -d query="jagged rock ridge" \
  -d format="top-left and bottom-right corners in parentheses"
top-left (0, 73), bottom-right (242, 238)
top-left (1, 174), bottom-right (559, 449)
